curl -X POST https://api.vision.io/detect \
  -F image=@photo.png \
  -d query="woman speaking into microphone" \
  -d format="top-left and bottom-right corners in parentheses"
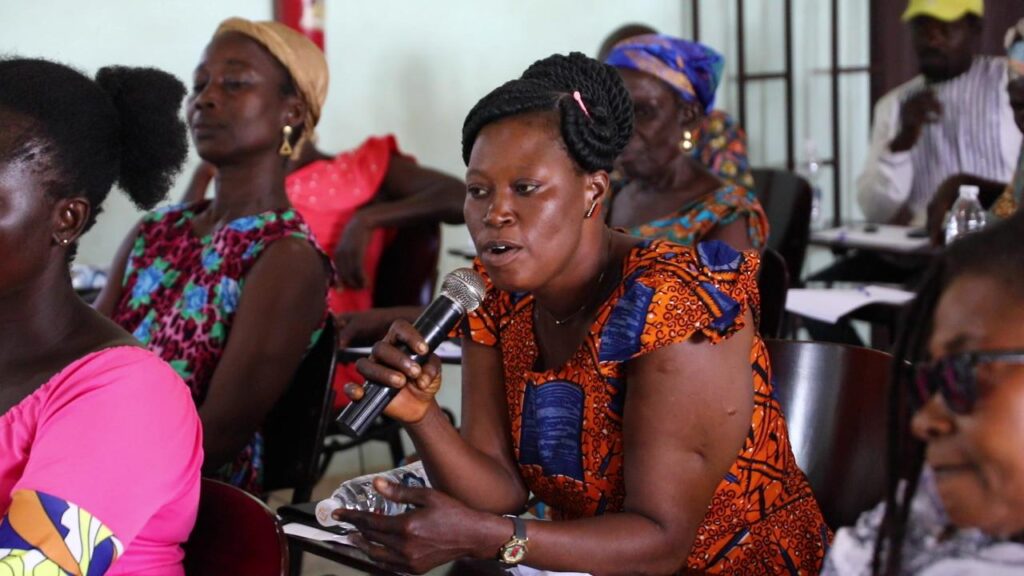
top-left (337, 52), bottom-right (829, 575)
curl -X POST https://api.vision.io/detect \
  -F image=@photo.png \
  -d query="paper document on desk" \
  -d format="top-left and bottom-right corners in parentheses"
top-left (811, 224), bottom-right (930, 253)
top-left (343, 340), bottom-right (463, 361)
top-left (786, 285), bottom-right (916, 324)
top-left (282, 522), bottom-right (360, 547)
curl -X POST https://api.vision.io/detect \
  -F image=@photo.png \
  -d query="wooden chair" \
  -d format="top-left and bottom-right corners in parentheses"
top-left (765, 339), bottom-right (891, 530)
top-left (183, 478), bottom-right (289, 576)
top-left (752, 168), bottom-right (812, 285)
top-left (757, 247), bottom-right (789, 338)
top-left (262, 316), bottom-right (337, 504)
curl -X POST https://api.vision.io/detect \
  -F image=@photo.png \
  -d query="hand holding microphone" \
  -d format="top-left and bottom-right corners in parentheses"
top-left (337, 268), bottom-right (485, 437)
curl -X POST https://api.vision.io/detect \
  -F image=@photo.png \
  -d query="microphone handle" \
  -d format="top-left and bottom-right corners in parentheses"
top-left (336, 295), bottom-right (464, 437)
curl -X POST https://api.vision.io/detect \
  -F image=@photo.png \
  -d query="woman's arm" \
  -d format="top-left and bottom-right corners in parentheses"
top-left (706, 218), bottom-right (755, 252)
top-left (334, 155), bottom-right (465, 289)
top-left (350, 324), bottom-right (530, 514)
top-left (179, 161), bottom-right (216, 204)
top-left (340, 313), bottom-right (756, 576)
top-left (197, 237), bottom-right (328, 470)
top-left (92, 221), bottom-right (141, 316)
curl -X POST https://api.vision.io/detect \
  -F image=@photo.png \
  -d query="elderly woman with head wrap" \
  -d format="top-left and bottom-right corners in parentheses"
top-left (924, 18), bottom-right (1024, 244)
top-left (94, 18), bottom-right (335, 494)
top-left (598, 24), bottom-right (755, 190)
top-left (605, 35), bottom-right (768, 251)
top-left (179, 21), bottom-right (465, 365)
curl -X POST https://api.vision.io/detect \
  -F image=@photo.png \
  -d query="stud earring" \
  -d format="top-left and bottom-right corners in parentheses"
top-left (679, 130), bottom-right (695, 153)
top-left (279, 125), bottom-right (294, 157)
top-left (585, 200), bottom-right (599, 219)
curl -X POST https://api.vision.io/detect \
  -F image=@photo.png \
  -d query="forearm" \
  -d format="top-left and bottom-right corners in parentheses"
top-left (466, 510), bottom-right (693, 576)
top-left (356, 184), bottom-right (464, 229)
top-left (406, 403), bottom-right (528, 514)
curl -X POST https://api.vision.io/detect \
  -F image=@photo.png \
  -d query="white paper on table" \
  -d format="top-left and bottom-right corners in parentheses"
top-left (811, 224), bottom-right (930, 253)
top-left (510, 565), bottom-right (591, 576)
top-left (342, 340), bottom-right (463, 361)
top-left (785, 285), bottom-right (916, 324)
top-left (282, 522), bottom-right (360, 547)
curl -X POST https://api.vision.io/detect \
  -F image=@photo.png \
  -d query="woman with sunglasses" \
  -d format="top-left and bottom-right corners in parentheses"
top-left (824, 210), bottom-right (1024, 575)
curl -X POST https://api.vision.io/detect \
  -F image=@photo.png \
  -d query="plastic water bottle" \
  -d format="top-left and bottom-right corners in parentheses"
top-left (944, 185), bottom-right (987, 245)
top-left (800, 139), bottom-right (824, 227)
top-left (315, 461), bottom-right (431, 528)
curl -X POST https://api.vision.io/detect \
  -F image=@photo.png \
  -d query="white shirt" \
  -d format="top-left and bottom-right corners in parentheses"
top-left (857, 56), bottom-right (1021, 224)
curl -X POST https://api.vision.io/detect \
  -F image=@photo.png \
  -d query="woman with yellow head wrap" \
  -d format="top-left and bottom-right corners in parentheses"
top-left (96, 17), bottom-right (336, 495)
top-left (177, 18), bottom-right (466, 413)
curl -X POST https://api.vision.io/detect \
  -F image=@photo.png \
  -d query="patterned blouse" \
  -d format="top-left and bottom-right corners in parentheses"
top-left (625, 185), bottom-right (770, 249)
top-left (463, 239), bottom-right (830, 574)
top-left (111, 201), bottom-right (330, 494)
top-left (991, 147), bottom-right (1024, 220)
top-left (695, 110), bottom-right (756, 189)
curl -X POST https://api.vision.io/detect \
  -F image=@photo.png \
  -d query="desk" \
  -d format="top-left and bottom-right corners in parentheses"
top-left (279, 502), bottom-right (504, 576)
top-left (337, 340), bottom-right (464, 365)
top-left (810, 224), bottom-right (935, 255)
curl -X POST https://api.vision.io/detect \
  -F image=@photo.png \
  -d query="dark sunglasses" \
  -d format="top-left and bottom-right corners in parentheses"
top-left (912, 350), bottom-right (1024, 414)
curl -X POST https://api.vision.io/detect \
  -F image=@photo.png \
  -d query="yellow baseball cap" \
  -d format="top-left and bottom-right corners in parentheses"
top-left (902, 0), bottom-right (984, 22)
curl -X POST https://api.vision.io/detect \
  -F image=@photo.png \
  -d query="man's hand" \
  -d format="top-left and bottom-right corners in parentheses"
top-left (890, 90), bottom-right (942, 153)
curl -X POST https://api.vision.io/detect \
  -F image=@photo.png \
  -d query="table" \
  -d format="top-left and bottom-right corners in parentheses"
top-left (809, 223), bottom-right (935, 255)
top-left (279, 502), bottom-right (504, 576)
top-left (337, 340), bottom-right (464, 365)
top-left (786, 283), bottom-right (916, 350)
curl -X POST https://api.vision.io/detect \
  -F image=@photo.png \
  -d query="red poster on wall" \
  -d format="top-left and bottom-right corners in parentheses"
top-left (275, 0), bottom-right (325, 50)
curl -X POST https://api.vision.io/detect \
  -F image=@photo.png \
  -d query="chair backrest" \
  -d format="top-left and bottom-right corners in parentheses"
top-left (262, 316), bottom-right (337, 503)
top-left (757, 247), bottom-right (789, 338)
top-left (752, 168), bottom-right (812, 284)
top-left (183, 478), bottom-right (288, 576)
top-left (373, 223), bottom-right (441, 307)
top-left (765, 339), bottom-right (891, 530)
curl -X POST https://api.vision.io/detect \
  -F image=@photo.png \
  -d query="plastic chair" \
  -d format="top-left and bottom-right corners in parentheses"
top-left (757, 247), bottom-right (789, 338)
top-left (183, 478), bottom-right (289, 576)
top-left (752, 168), bottom-right (812, 285)
top-left (765, 339), bottom-right (891, 530)
top-left (321, 223), bottom-right (443, 472)
top-left (262, 316), bottom-right (337, 505)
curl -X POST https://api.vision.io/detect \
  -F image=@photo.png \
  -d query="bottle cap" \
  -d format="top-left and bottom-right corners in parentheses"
top-left (315, 498), bottom-right (345, 527)
top-left (959, 184), bottom-right (980, 200)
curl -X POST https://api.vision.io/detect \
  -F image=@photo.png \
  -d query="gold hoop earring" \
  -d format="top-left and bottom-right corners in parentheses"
top-left (679, 130), bottom-right (695, 153)
top-left (585, 200), bottom-right (598, 219)
top-left (279, 125), bottom-right (294, 157)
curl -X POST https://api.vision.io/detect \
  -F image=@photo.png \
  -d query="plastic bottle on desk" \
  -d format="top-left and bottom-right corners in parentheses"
top-left (944, 184), bottom-right (987, 245)
top-left (316, 460), bottom-right (431, 528)
top-left (800, 139), bottom-right (824, 228)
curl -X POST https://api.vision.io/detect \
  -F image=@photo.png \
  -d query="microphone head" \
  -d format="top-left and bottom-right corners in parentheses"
top-left (440, 268), bottom-right (486, 313)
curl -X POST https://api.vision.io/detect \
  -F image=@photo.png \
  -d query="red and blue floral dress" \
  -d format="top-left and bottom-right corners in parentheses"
top-left (111, 201), bottom-right (331, 494)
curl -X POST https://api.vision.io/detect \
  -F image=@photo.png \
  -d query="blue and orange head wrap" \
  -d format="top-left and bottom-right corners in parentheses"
top-left (604, 34), bottom-right (724, 114)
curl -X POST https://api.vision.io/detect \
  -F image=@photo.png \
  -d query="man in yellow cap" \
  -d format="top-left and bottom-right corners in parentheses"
top-left (857, 0), bottom-right (1019, 226)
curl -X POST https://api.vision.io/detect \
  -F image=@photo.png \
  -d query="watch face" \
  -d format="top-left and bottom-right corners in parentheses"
top-left (502, 541), bottom-right (527, 564)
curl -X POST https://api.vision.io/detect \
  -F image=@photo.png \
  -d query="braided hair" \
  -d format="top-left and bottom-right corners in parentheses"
top-left (0, 58), bottom-right (188, 252)
top-left (462, 52), bottom-right (633, 173)
top-left (872, 211), bottom-right (1024, 575)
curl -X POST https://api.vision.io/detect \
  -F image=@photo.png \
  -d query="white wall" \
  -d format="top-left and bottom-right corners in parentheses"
top-left (1, 0), bottom-right (684, 271)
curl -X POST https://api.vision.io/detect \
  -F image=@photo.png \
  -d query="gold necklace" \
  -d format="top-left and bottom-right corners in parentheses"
top-left (542, 232), bottom-right (613, 326)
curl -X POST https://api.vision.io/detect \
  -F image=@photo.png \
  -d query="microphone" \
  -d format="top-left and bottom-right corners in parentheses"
top-left (336, 268), bottom-right (486, 437)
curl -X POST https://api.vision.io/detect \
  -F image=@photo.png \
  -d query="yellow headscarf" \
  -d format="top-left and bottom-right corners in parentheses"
top-left (214, 17), bottom-right (329, 158)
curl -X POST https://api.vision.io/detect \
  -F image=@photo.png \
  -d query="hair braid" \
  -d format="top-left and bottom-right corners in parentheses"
top-left (462, 52), bottom-right (633, 173)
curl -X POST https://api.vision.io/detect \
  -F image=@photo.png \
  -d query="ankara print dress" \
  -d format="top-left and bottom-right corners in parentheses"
top-left (463, 239), bottom-right (830, 574)
top-left (111, 201), bottom-right (331, 495)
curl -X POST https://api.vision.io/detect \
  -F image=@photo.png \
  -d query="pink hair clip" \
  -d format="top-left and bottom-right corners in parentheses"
top-left (572, 90), bottom-right (591, 120)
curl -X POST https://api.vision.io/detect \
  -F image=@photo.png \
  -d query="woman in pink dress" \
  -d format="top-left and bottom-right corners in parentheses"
top-left (0, 58), bottom-right (202, 575)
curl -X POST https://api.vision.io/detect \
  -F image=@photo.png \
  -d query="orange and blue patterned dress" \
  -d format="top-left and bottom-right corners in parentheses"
top-left (626, 184), bottom-right (770, 250)
top-left (463, 239), bottom-right (829, 574)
